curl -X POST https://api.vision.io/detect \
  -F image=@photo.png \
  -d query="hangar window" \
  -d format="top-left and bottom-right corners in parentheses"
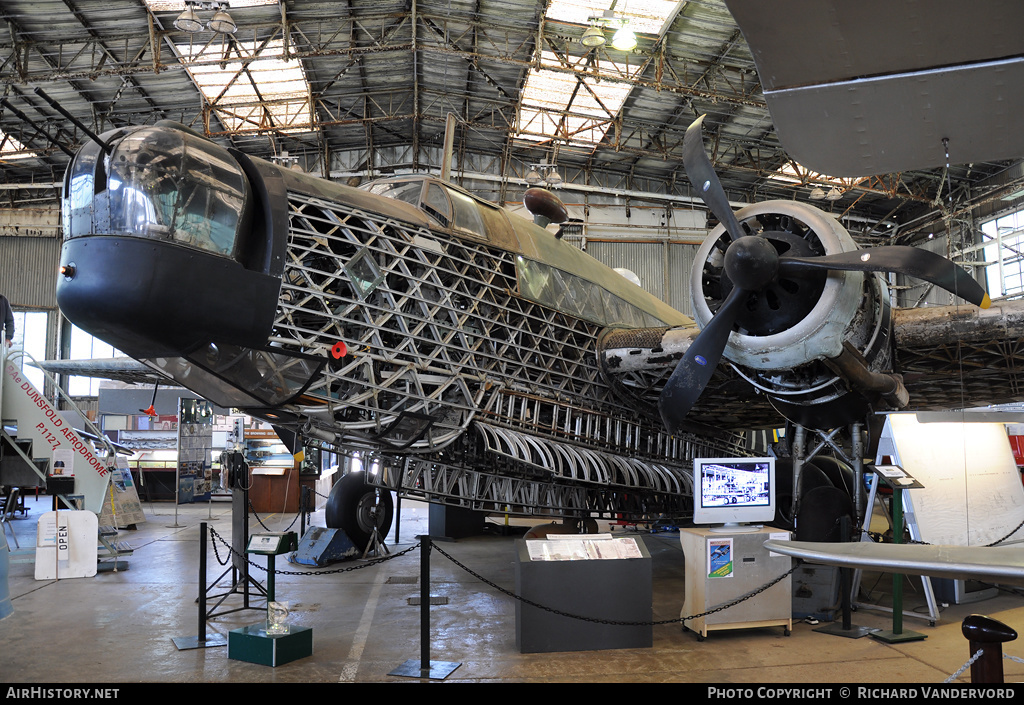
top-left (982, 209), bottom-right (1024, 298)
top-left (67, 325), bottom-right (129, 396)
top-left (5, 311), bottom-right (48, 391)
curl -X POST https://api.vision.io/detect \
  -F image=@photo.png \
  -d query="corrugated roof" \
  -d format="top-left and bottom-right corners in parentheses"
top-left (0, 0), bottom-right (1016, 238)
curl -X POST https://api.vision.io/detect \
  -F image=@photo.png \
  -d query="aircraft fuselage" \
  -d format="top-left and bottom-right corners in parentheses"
top-left (56, 122), bottom-right (746, 519)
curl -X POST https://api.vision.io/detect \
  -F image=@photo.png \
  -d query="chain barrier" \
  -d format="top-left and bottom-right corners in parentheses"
top-left (198, 522), bottom-right (1024, 685)
top-left (863, 514), bottom-right (1024, 547)
top-left (430, 541), bottom-right (801, 628)
top-left (942, 650), bottom-right (1024, 683)
top-left (201, 525), bottom-right (799, 628)
top-left (944, 649), bottom-right (983, 683)
top-left (246, 495), bottom-right (302, 534)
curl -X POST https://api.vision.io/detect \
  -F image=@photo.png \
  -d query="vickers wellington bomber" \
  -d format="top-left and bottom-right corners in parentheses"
top-left (39, 106), bottom-right (998, 546)
top-left (28, 0), bottom-right (1024, 551)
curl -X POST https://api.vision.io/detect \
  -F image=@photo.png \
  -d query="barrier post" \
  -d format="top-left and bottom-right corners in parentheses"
top-left (962, 614), bottom-right (1017, 683)
top-left (171, 521), bottom-right (227, 650)
top-left (388, 534), bottom-right (461, 680)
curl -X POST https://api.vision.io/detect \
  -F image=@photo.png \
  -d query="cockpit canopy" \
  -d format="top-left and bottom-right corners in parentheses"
top-left (366, 176), bottom-right (509, 242)
top-left (62, 123), bottom-right (252, 259)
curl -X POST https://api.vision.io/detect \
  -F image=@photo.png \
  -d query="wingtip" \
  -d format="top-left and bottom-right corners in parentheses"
top-left (981, 293), bottom-right (991, 309)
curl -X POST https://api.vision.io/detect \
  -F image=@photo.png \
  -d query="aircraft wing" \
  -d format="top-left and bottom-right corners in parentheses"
top-left (726, 0), bottom-right (1024, 176)
top-left (894, 299), bottom-right (1024, 411)
top-left (31, 358), bottom-right (170, 385)
top-left (598, 326), bottom-right (782, 431)
top-left (764, 539), bottom-right (1024, 587)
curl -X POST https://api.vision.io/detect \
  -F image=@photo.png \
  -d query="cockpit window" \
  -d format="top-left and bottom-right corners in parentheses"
top-left (367, 177), bottom-right (505, 240)
top-left (423, 184), bottom-right (452, 227)
top-left (63, 125), bottom-right (251, 259)
top-left (368, 180), bottom-right (422, 207)
top-left (446, 187), bottom-right (487, 237)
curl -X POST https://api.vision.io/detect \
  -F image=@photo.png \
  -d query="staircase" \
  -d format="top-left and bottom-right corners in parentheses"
top-left (2, 347), bottom-right (131, 570)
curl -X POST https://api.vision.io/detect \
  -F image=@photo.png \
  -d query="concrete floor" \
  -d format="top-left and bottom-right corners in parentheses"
top-left (2, 491), bottom-right (1023, 684)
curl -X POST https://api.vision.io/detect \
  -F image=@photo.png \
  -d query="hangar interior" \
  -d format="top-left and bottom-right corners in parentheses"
top-left (2, 0), bottom-right (1024, 684)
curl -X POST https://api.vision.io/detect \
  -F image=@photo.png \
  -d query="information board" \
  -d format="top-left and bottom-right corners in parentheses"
top-left (882, 413), bottom-right (1024, 546)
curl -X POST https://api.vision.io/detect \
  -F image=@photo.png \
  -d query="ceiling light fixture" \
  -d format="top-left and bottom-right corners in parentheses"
top-left (581, 9), bottom-right (637, 52)
top-left (174, 1), bottom-right (236, 34)
top-left (825, 186), bottom-right (843, 201)
top-left (580, 24), bottom-right (606, 48)
top-left (611, 22), bottom-right (637, 52)
top-left (173, 7), bottom-right (204, 32)
top-left (809, 186), bottom-right (826, 200)
top-left (208, 8), bottom-right (237, 34)
top-left (525, 163), bottom-right (561, 188)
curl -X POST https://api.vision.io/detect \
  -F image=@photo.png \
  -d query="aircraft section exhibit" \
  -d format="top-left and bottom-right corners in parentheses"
top-left (41, 99), bottom-right (1001, 546)
top-left (4, 1), bottom-right (1024, 674)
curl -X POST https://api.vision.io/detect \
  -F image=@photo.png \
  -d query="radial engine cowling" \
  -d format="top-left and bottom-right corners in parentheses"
top-left (689, 200), bottom-right (894, 430)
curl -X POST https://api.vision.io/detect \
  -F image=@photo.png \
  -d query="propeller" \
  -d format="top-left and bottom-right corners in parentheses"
top-left (658, 115), bottom-right (991, 435)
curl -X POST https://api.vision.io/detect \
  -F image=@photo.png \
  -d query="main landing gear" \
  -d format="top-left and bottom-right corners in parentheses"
top-left (324, 472), bottom-right (394, 549)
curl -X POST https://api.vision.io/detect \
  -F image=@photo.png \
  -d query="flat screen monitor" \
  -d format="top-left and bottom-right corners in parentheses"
top-left (693, 457), bottom-right (776, 533)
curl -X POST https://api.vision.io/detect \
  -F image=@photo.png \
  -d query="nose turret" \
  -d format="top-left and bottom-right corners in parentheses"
top-left (57, 123), bottom-right (279, 358)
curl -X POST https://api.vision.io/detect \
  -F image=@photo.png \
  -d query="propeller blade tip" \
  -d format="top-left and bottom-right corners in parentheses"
top-left (981, 293), bottom-right (992, 309)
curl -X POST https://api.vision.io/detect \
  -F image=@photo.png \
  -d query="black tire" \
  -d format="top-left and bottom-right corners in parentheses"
top-left (325, 472), bottom-right (394, 547)
top-left (773, 459), bottom-right (833, 530)
top-left (795, 485), bottom-right (854, 542)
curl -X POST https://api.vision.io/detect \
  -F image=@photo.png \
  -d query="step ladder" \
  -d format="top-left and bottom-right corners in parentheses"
top-left (97, 524), bottom-right (133, 572)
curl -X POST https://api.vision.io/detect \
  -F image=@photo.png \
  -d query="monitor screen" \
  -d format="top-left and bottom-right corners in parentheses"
top-left (693, 457), bottom-right (776, 532)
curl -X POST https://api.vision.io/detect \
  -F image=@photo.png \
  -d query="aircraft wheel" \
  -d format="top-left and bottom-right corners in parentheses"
top-left (325, 472), bottom-right (394, 548)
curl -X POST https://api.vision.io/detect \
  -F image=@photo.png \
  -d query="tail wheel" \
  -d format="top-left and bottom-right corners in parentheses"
top-left (325, 472), bottom-right (394, 547)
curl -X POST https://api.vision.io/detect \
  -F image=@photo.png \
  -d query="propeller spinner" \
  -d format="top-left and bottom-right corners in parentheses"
top-left (659, 115), bottom-right (991, 435)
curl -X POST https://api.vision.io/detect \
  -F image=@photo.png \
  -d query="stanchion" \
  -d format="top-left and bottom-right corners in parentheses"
top-left (299, 486), bottom-right (309, 539)
top-left (814, 515), bottom-right (876, 638)
top-left (205, 484), bottom-right (265, 617)
top-left (962, 614), bottom-right (1017, 683)
top-left (172, 522), bottom-right (227, 650)
top-left (389, 535), bottom-right (461, 680)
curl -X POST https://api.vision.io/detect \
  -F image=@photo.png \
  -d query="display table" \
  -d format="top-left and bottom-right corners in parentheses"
top-left (680, 526), bottom-right (793, 640)
top-left (514, 535), bottom-right (652, 653)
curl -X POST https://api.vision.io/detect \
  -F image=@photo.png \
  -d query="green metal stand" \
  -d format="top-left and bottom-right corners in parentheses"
top-left (872, 486), bottom-right (926, 643)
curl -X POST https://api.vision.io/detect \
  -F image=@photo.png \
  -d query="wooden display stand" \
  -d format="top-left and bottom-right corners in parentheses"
top-left (680, 526), bottom-right (793, 640)
top-left (248, 464), bottom-right (300, 514)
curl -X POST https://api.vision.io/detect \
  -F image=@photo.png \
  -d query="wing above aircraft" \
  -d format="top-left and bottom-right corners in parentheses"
top-left (725, 0), bottom-right (1024, 176)
top-left (763, 539), bottom-right (1024, 587)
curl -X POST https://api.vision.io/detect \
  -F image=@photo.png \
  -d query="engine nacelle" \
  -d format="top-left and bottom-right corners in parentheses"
top-left (689, 201), bottom-right (895, 429)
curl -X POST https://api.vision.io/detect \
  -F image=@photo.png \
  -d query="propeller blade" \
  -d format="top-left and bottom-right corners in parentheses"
top-left (683, 115), bottom-right (745, 246)
top-left (778, 246), bottom-right (990, 308)
top-left (659, 286), bottom-right (748, 434)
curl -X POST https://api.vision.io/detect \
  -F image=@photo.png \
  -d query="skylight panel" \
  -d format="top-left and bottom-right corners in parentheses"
top-left (769, 161), bottom-right (865, 190)
top-left (178, 38), bottom-right (313, 134)
top-left (546, 0), bottom-right (682, 35)
top-left (0, 132), bottom-right (37, 160)
top-left (517, 1), bottom-right (682, 146)
top-left (518, 56), bottom-right (634, 145)
top-left (144, 1), bottom-right (278, 11)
